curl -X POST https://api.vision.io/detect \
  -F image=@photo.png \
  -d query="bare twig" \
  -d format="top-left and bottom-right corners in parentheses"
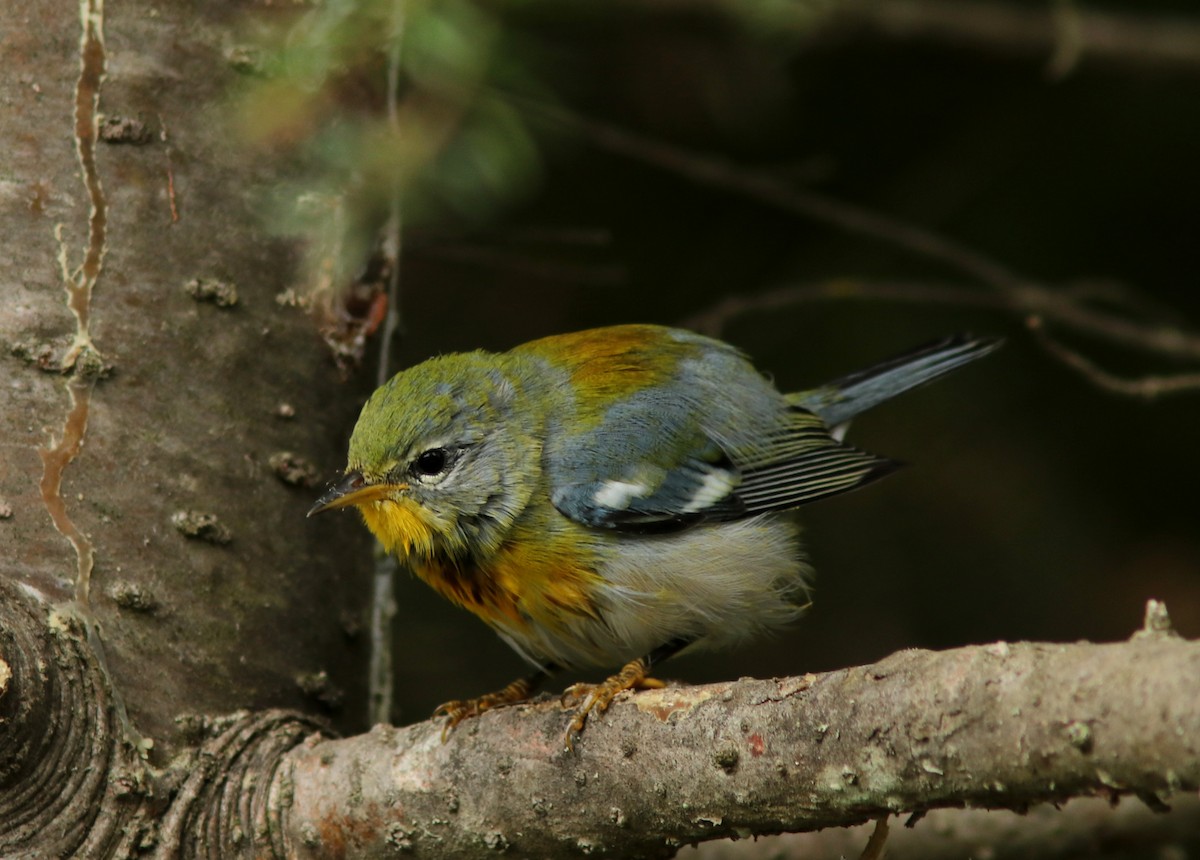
top-left (687, 796), bottom-right (1200, 860)
top-left (1028, 316), bottom-right (1200, 399)
top-left (608, 0), bottom-right (1200, 74)
top-left (683, 280), bottom-right (1200, 381)
top-left (833, 0), bottom-right (1200, 75)
top-left (682, 279), bottom-right (1000, 335)
top-left (512, 95), bottom-right (1025, 294)
top-left (367, 0), bottom-right (410, 729)
top-left (859, 816), bottom-right (890, 860)
top-left (512, 98), bottom-right (1200, 368)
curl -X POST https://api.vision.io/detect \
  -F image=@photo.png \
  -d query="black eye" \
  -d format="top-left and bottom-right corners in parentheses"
top-left (412, 448), bottom-right (449, 477)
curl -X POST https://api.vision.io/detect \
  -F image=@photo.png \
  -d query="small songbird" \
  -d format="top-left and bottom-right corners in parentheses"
top-left (309, 324), bottom-right (998, 746)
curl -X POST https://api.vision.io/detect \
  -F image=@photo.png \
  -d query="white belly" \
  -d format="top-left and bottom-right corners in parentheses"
top-left (495, 514), bottom-right (810, 670)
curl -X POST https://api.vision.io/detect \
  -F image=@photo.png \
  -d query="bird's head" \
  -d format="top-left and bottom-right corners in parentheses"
top-left (309, 352), bottom-right (539, 561)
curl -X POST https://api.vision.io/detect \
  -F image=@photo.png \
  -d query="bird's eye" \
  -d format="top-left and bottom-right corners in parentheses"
top-left (412, 448), bottom-right (449, 478)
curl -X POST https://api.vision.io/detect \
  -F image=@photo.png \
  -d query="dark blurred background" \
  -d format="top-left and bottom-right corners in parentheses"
top-left (249, 0), bottom-right (1200, 723)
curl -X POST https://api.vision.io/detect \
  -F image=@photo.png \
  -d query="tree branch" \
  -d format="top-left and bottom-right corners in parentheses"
top-left (280, 630), bottom-right (1200, 858)
top-left (6, 577), bottom-right (1198, 858)
top-left (831, 0), bottom-right (1200, 76)
top-left (580, 0), bottom-right (1200, 75)
top-left (687, 795), bottom-right (1200, 859)
top-left (1028, 315), bottom-right (1200, 399)
top-left (512, 98), bottom-right (1200, 375)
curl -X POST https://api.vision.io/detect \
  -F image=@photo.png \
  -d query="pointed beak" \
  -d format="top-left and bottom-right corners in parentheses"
top-left (307, 470), bottom-right (406, 517)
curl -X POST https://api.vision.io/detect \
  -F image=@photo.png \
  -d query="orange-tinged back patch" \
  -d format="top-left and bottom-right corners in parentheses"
top-left (517, 325), bottom-right (692, 402)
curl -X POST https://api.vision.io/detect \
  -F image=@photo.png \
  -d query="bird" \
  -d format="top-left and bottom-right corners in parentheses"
top-left (309, 324), bottom-right (999, 747)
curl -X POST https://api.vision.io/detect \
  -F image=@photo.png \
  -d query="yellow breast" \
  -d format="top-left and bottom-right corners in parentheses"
top-left (358, 497), bottom-right (604, 643)
top-left (412, 528), bottom-right (603, 635)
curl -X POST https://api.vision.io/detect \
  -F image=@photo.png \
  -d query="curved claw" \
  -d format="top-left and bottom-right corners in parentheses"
top-left (431, 675), bottom-right (539, 742)
top-left (560, 659), bottom-right (667, 751)
top-left (432, 699), bottom-right (478, 742)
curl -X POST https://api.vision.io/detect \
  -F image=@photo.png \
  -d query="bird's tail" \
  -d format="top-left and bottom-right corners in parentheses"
top-left (790, 334), bottom-right (1002, 427)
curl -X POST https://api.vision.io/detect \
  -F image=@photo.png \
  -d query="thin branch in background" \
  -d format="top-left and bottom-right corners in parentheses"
top-left (563, 0), bottom-right (1200, 73)
top-left (686, 796), bottom-right (1200, 860)
top-left (512, 96), bottom-right (1200, 369)
top-left (683, 278), bottom-right (1200, 388)
top-left (1047, 0), bottom-right (1084, 79)
top-left (858, 816), bottom-right (890, 860)
top-left (1058, 278), bottom-right (1189, 327)
top-left (508, 94), bottom-right (1200, 392)
top-left (377, 0), bottom-right (407, 387)
top-left (1027, 316), bottom-right (1200, 399)
top-left (511, 93), bottom-right (1026, 294)
top-left (682, 279), bottom-right (1003, 335)
top-left (830, 0), bottom-right (1200, 74)
top-left (368, 550), bottom-right (397, 726)
top-left (367, 0), bottom-right (409, 728)
top-left (687, 280), bottom-right (1200, 400)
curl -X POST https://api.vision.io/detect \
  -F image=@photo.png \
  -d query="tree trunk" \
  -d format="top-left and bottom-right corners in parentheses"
top-left (1, 1), bottom-right (371, 852)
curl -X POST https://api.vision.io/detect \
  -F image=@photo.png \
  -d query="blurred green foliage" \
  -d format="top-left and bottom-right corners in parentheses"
top-left (235, 0), bottom-right (547, 290)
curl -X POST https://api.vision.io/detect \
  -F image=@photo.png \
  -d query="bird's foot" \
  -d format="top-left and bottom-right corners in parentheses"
top-left (433, 675), bottom-right (537, 742)
top-left (560, 657), bottom-right (666, 750)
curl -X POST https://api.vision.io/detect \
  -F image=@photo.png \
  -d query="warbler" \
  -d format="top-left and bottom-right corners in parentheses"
top-left (310, 324), bottom-right (998, 744)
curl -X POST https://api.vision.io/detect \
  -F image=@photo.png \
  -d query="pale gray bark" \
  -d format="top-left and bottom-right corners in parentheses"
top-left (278, 633), bottom-right (1200, 859)
top-left (5, 577), bottom-right (1197, 857)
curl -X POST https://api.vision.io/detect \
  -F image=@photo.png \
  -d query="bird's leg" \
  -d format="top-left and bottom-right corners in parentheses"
top-left (561, 637), bottom-right (693, 750)
top-left (434, 665), bottom-right (556, 742)
top-left (561, 657), bottom-right (665, 734)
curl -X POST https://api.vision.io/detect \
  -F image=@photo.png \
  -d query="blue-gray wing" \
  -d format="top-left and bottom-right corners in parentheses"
top-left (550, 403), bottom-right (896, 534)
top-left (540, 326), bottom-right (897, 532)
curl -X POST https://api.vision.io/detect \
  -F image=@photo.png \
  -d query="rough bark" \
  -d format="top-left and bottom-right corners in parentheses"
top-left (0, 576), bottom-right (145, 857)
top-left (0, 0), bottom-right (373, 764)
top-left (4, 572), bottom-right (1196, 857)
top-left (276, 632), bottom-right (1200, 859)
